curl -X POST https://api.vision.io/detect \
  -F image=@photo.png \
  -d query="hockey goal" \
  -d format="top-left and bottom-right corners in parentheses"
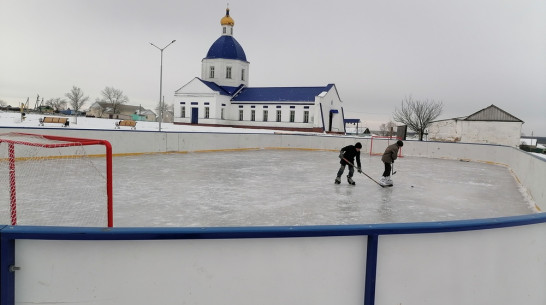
top-left (369, 136), bottom-right (403, 157)
top-left (0, 132), bottom-right (113, 227)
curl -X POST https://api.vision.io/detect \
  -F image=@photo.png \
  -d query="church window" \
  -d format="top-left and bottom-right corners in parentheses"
top-left (223, 27), bottom-right (226, 34)
top-left (239, 109), bottom-right (244, 121)
top-left (226, 67), bottom-right (232, 79)
top-left (304, 111), bottom-right (309, 123)
top-left (210, 66), bottom-right (215, 78)
top-left (263, 110), bottom-right (268, 121)
top-left (205, 107), bottom-right (210, 119)
top-left (181, 106), bottom-right (186, 118)
top-left (290, 110), bottom-right (295, 122)
top-left (221, 108), bottom-right (224, 120)
top-left (241, 69), bottom-right (245, 81)
top-left (276, 110), bottom-right (282, 122)
top-left (251, 110), bottom-right (255, 121)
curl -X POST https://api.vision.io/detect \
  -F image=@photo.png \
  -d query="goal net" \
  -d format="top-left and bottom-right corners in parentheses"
top-left (0, 132), bottom-right (113, 227)
top-left (369, 136), bottom-right (404, 157)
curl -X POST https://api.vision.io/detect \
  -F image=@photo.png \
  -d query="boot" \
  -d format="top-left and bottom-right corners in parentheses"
top-left (385, 176), bottom-right (393, 186)
top-left (347, 176), bottom-right (355, 185)
top-left (335, 176), bottom-right (341, 184)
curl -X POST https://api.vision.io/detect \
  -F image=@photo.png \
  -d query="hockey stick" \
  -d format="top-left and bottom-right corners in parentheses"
top-left (342, 157), bottom-right (386, 188)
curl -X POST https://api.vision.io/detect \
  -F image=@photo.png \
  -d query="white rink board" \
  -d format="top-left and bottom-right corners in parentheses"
top-left (15, 236), bottom-right (367, 305)
top-left (375, 223), bottom-right (546, 305)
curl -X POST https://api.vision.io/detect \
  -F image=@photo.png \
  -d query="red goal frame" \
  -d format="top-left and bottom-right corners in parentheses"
top-left (1, 132), bottom-right (113, 227)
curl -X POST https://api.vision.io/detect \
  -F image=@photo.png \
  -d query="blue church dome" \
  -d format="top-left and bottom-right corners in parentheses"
top-left (205, 36), bottom-right (247, 61)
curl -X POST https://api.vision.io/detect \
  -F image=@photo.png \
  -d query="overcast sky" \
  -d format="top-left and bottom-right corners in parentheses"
top-left (1, 0), bottom-right (545, 135)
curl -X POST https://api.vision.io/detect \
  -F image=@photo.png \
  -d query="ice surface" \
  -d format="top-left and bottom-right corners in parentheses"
top-left (111, 150), bottom-right (536, 227)
top-left (0, 113), bottom-right (538, 227)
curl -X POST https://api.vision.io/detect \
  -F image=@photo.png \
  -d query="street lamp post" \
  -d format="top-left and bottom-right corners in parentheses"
top-left (150, 40), bottom-right (176, 131)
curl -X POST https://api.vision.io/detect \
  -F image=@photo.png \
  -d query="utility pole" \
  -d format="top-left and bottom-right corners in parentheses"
top-left (150, 40), bottom-right (176, 131)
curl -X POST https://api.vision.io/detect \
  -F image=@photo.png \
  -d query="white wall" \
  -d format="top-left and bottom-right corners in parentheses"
top-left (14, 236), bottom-right (367, 305)
top-left (428, 119), bottom-right (460, 142)
top-left (201, 58), bottom-right (249, 87)
top-left (428, 119), bottom-right (522, 147)
top-left (376, 223), bottom-right (546, 305)
top-left (173, 78), bottom-right (229, 124)
top-left (316, 86), bottom-right (344, 133)
top-left (223, 104), bottom-right (315, 129)
top-left (6, 220), bottom-right (546, 305)
top-left (460, 120), bottom-right (521, 147)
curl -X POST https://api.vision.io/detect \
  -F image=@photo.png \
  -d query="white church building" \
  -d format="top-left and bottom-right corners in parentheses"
top-left (173, 8), bottom-right (346, 133)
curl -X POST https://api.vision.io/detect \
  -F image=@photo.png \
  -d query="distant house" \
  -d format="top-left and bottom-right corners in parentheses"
top-left (427, 104), bottom-right (523, 147)
top-left (88, 102), bottom-right (157, 122)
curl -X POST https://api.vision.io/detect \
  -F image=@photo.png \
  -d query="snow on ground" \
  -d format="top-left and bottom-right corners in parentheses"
top-left (0, 112), bottom-right (282, 134)
top-left (0, 112), bottom-right (341, 136)
top-left (532, 152), bottom-right (546, 160)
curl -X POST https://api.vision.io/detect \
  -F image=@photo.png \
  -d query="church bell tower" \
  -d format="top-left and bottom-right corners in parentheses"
top-left (201, 7), bottom-right (249, 88)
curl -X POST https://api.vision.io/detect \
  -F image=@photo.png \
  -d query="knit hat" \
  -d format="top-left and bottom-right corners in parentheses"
top-left (397, 140), bottom-right (404, 146)
top-left (355, 142), bottom-right (362, 148)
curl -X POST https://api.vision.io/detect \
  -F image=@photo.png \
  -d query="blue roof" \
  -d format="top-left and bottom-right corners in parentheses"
top-left (205, 36), bottom-right (247, 61)
top-left (232, 84), bottom-right (334, 103)
top-left (199, 79), bottom-right (241, 96)
top-left (196, 79), bottom-right (336, 102)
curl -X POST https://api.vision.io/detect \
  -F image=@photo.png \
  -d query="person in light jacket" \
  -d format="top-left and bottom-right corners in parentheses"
top-left (380, 140), bottom-right (403, 186)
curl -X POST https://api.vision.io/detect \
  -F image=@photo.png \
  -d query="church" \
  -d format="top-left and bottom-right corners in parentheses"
top-left (173, 8), bottom-right (346, 133)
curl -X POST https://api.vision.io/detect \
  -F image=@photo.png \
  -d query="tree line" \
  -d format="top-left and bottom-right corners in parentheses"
top-left (1, 86), bottom-right (172, 122)
top-left (40, 86), bottom-right (129, 114)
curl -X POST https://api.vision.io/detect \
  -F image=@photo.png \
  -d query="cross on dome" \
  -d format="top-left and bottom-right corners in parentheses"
top-left (220, 7), bottom-right (234, 26)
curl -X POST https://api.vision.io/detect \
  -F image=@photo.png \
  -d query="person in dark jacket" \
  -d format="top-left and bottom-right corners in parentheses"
top-left (335, 142), bottom-right (362, 185)
top-left (380, 140), bottom-right (403, 186)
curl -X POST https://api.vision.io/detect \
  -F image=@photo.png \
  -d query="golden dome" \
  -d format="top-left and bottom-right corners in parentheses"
top-left (220, 8), bottom-right (234, 26)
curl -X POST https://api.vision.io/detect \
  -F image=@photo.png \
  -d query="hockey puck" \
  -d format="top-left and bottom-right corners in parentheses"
top-left (411, 185), bottom-right (414, 188)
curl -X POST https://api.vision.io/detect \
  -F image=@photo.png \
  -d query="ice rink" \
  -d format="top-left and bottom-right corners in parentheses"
top-left (110, 149), bottom-right (536, 227)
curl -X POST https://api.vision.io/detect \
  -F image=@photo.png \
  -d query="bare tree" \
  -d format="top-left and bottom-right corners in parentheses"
top-left (45, 98), bottom-right (67, 112)
top-left (0, 99), bottom-right (7, 107)
top-left (386, 121), bottom-right (396, 136)
top-left (97, 86), bottom-right (129, 114)
top-left (155, 101), bottom-right (173, 123)
top-left (393, 96), bottom-right (443, 141)
top-left (165, 103), bottom-right (174, 123)
top-left (65, 86), bottom-right (89, 124)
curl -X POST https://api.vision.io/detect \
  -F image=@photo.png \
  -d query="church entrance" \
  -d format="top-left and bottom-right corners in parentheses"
top-left (191, 108), bottom-right (199, 124)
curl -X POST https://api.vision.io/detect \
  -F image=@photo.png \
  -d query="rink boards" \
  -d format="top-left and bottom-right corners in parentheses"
top-left (1, 127), bottom-right (545, 305)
